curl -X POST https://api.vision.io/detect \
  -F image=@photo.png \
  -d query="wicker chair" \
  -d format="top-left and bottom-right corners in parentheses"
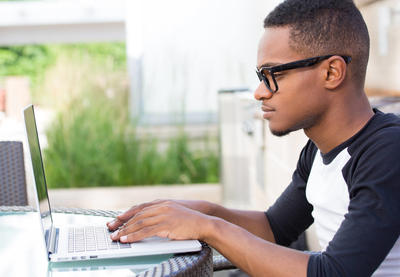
top-left (0, 141), bottom-right (28, 206)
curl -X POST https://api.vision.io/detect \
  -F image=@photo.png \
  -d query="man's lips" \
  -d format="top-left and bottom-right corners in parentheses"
top-left (261, 105), bottom-right (275, 112)
top-left (261, 104), bottom-right (275, 119)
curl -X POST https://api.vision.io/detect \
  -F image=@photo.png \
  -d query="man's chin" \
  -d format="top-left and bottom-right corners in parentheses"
top-left (270, 128), bottom-right (292, 137)
top-left (269, 124), bottom-right (300, 137)
top-left (268, 117), bottom-right (315, 137)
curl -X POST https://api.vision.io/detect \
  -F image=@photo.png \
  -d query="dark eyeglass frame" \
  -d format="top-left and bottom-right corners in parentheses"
top-left (256, 55), bottom-right (352, 94)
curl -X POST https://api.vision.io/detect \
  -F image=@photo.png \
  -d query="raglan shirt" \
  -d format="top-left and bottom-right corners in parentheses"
top-left (265, 109), bottom-right (400, 276)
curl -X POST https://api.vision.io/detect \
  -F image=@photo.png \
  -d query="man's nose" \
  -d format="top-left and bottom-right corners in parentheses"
top-left (254, 82), bottom-right (273, 101)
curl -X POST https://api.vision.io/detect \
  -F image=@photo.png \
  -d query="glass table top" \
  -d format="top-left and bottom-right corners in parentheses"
top-left (0, 211), bottom-right (172, 277)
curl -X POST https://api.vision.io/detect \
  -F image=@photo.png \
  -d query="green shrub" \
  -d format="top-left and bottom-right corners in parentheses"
top-left (2, 41), bottom-right (218, 187)
top-left (0, 45), bottom-right (55, 88)
top-left (0, 42), bottom-right (126, 102)
top-left (43, 91), bottom-right (219, 188)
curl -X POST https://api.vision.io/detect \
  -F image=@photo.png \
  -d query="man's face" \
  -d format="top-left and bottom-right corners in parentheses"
top-left (254, 27), bottom-right (329, 136)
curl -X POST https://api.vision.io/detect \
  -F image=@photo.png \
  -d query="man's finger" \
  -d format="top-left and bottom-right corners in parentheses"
top-left (116, 205), bottom-right (142, 221)
top-left (106, 218), bottom-right (125, 231)
top-left (106, 206), bottom-right (139, 230)
top-left (123, 205), bottom-right (165, 227)
top-left (107, 205), bottom-right (142, 230)
top-left (108, 203), bottom-right (149, 229)
top-left (119, 225), bottom-right (166, 243)
top-left (107, 200), bottom-right (170, 231)
top-left (111, 215), bottom-right (164, 241)
top-left (116, 199), bottom-right (166, 222)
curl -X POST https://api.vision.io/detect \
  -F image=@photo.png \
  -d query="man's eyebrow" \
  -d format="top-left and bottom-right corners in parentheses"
top-left (258, 62), bottom-right (282, 68)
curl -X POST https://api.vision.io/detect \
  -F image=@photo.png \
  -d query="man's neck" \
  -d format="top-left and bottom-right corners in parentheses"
top-left (304, 92), bottom-right (374, 154)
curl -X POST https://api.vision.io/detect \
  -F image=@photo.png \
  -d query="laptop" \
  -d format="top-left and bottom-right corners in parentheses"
top-left (23, 104), bottom-right (202, 262)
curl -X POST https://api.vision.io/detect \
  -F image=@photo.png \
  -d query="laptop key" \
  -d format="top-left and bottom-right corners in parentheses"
top-left (75, 244), bottom-right (85, 252)
top-left (67, 226), bottom-right (133, 253)
top-left (119, 243), bottom-right (131, 249)
top-left (86, 245), bottom-right (97, 251)
top-left (96, 244), bottom-right (108, 250)
top-left (109, 241), bottom-right (119, 249)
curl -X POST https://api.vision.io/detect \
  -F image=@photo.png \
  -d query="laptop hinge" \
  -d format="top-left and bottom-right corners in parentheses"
top-left (47, 226), bottom-right (57, 254)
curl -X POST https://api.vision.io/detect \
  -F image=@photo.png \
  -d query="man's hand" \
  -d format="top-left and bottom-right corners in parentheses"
top-left (107, 201), bottom-right (212, 243)
top-left (107, 199), bottom-right (211, 231)
top-left (106, 199), bottom-right (309, 276)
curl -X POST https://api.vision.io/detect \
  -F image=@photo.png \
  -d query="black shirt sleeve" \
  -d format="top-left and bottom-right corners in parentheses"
top-left (265, 140), bottom-right (316, 246)
top-left (308, 127), bottom-right (400, 276)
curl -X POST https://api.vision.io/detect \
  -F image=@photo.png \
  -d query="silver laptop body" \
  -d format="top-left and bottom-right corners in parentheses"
top-left (23, 105), bottom-right (202, 262)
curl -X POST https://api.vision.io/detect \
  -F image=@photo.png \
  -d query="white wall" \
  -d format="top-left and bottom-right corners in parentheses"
top-left (126, 0), bottom-right (283, 124)
top-left (361, 0), bottom-right (400, 95)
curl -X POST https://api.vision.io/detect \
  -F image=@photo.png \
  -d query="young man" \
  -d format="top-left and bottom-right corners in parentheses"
top-left (108, 0), bottom-right (400, 275)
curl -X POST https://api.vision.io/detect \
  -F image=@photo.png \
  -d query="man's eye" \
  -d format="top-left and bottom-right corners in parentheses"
top-left (274, 73), bottom-right (284, 79)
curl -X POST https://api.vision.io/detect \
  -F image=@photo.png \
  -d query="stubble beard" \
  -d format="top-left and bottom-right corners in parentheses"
top-left (269, 114), bottom-right (318, 137)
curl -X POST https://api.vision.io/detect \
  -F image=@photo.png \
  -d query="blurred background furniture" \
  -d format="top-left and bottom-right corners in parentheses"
top-left (0, 141), bottom-right (28, 206)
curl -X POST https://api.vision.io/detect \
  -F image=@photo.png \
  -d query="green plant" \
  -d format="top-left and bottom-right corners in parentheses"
top-left (0, 42), bottom-right (127, 102)
top-left (44, 92), bottom-right (125, 187)
top-left (161, 133), bottom-right (219, 184)
top-left (5, 41), bottom-right (219, 187)
top-left (43, 92), bottom-right (219, 188)
top-left (0, 45), bottom-right (55, 88)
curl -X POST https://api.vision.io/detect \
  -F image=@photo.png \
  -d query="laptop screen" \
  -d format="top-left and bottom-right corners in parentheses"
top-left (23, 105), bottom-right (53, 236)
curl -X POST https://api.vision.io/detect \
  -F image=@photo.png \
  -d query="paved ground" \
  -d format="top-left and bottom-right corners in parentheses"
top-left (47, 184), bottom-right (221, 211)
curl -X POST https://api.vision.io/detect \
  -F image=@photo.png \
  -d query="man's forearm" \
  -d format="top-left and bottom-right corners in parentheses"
top-left (207, 202), bottom-right (275, 242)
top-left (203, 216), bottom-right (309, 277)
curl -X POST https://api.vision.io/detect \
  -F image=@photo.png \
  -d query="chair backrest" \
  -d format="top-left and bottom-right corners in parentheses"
top-left (0, 141), bottom-right (28, 206)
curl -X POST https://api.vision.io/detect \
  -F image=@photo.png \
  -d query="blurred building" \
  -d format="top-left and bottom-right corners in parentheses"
top-left (357, 0), bottom-right (400, 97)
top-left (0, 0), bottom-right (398, 120)
top-left (0, 0), bottom-right (125, 45)
top-left (0, 0), bottom-right (282, 126)
top-left (125, 0), bottom-right (282, 125)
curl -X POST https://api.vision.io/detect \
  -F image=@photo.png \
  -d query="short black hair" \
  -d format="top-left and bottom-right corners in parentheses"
top-left (264, 0), bottom-right (370, 86)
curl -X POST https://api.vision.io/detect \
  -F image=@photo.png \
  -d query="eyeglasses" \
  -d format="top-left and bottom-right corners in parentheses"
top-left (256, 55), bottom-right (352, 94)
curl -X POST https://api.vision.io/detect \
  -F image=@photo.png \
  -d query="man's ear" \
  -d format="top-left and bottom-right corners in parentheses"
top-left (323, 56), bottom-right (347, 90)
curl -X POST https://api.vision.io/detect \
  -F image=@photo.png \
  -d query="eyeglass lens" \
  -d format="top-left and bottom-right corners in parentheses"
top-left (259, 69), bottom-right (277, 93)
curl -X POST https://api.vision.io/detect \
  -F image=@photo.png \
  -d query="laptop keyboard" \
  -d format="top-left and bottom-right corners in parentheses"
top-left (68, 226), bottom-right (131, 253)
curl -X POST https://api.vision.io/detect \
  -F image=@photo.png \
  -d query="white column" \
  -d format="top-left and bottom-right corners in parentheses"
top-left (126, 0), bottom-right (144, 121)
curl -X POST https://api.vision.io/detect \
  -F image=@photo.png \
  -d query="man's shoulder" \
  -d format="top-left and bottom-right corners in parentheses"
top-left (375, 108), bottom-right (400, 123)
top-left (299, 139), bottom-right (318, 161)
top-left (369, 109), bottom-right (400, 132)
top-left (344, 111), bottom-right (400, 186)
top-left (295, 139), bottom-right (318, 177)
top-left (348, 110), bottom-right (400, 155)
